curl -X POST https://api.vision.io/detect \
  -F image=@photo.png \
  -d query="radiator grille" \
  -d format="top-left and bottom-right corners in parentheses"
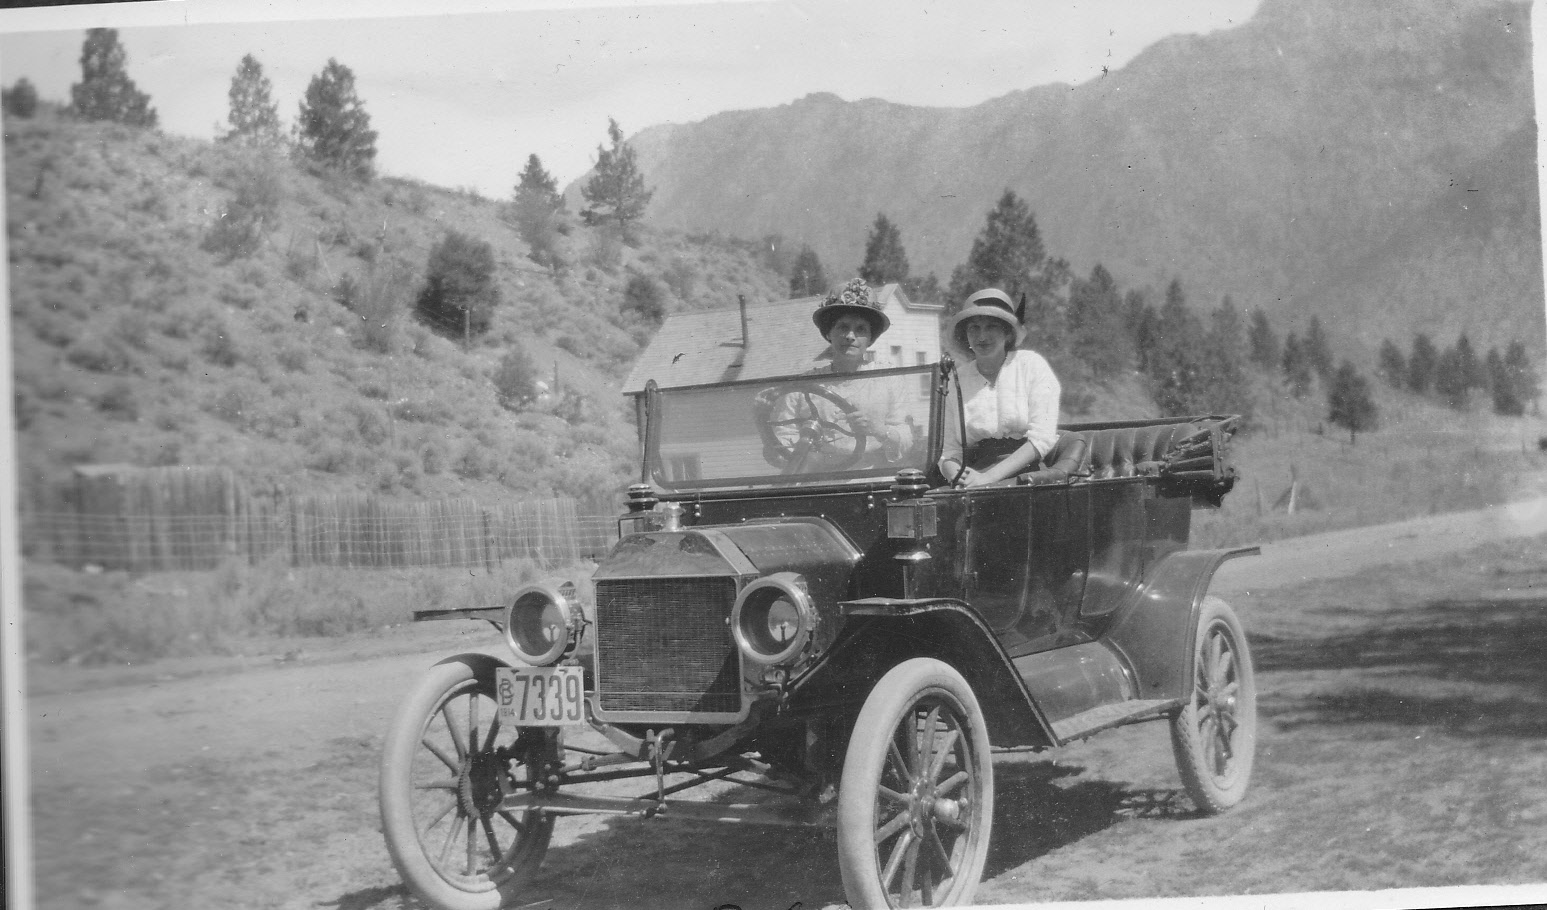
top-left (594, 577), bottom-right (742, 715)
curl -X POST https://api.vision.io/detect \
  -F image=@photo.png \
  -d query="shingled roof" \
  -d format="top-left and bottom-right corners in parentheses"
top-left (622, 284), bottom-right (920, 394)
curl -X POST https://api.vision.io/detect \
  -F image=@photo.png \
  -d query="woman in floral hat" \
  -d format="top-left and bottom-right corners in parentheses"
top-left (767, 279), bottom-right (913, 471)
top-left (938, 287), bottom-right (1061, 487)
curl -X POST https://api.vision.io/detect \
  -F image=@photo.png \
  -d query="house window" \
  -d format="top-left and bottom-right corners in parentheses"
top-left (917, 351), bottom-right (929, 397)
top-left (890, 345), bottom-right (902, 368)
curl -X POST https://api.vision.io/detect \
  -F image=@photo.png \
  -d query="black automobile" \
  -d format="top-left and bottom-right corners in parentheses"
top-left (379, 358), bottom-right (1258, 909)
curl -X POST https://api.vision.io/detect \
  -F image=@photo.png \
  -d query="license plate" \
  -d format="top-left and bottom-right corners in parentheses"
top-left (495, 666), bottom-right (586, 726)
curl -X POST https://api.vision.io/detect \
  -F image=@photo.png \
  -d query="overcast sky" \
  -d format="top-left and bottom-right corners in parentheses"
top-left (0, 0), bottom-right (1261, 198)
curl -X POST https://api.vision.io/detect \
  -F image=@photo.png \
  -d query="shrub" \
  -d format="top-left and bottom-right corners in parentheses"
top-left (621, 274), bottom-right (666, 325)
top-left (276, 345), bottom-right (309, 372)
top-left (65, 337), bottom-right (131, 373)
top-left (2, 77), bottom-right (38, 118)
top-left (415, 230), bottom-right (500, 341)
top-left (493, 346), bottom-right (540, 412)
top-left (201, 322), bottom-right (240, 367)
top-left (201, 154), bottom-right (283, 261)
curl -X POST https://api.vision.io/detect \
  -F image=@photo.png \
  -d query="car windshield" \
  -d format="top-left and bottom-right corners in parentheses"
top-left (645, 363), bottom-right (939, 489)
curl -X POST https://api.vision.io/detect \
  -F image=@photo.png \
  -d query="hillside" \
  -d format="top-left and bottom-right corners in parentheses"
top-left (616, 0), bottom-right (1542, 359)
top-left (4, 110), bottom-right (792, 508)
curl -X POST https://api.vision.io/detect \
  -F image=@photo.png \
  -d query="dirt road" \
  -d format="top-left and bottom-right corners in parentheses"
top-left (23, 497), bottom-right (1547, 910)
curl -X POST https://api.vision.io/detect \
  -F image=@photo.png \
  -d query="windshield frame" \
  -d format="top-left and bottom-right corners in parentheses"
top-left (640, 361), bottom-right (948, 493)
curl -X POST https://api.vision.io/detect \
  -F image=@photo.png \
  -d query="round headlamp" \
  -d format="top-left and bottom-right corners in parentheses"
top-left (503, 583), bottom-right (582, 666)
top-left (731, 573), bottom-right (816, 665)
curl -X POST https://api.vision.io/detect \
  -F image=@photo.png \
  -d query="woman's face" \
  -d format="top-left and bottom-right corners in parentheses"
top-left (963, 316), bottom-right (1011, 358)
top-left (826, 314), bottom-right (875, 366)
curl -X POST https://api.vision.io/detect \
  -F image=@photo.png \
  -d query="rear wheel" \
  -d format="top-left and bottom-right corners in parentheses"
top-left (380, 656), bottom-right (555, 910)
top-left (1170, 596), bottom-right (1256, 814)
top-left (837, 658), bottom-right (993, 908)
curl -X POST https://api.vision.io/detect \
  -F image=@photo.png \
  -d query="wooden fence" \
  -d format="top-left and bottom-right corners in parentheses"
top-left (21, 465), bottom-right (618, 572)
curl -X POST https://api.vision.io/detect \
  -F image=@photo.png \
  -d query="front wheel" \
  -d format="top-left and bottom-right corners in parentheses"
top-left (379, 656), bottom-right (555, 910)
top-left (837, 658), bottom-right (993, 909)
top-left (1170, 595), bottom-right (1257, 814)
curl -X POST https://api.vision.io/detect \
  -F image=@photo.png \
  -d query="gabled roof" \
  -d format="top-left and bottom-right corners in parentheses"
top-left (622, 284), bottom-right (936, 394)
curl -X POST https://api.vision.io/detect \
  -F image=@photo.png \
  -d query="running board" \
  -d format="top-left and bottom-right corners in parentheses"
top-left (1050, 698), bottom-right (1179, 744)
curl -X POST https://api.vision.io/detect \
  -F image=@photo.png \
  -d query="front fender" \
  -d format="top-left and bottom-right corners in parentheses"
top-left (1101, 546), bottom-right (1258, 701)
top-left (787, 598), bottom-right (1057, 749)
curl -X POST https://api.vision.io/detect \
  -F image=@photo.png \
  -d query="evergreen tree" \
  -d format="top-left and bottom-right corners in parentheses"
top-left (580, 118), bottom-right (653, 231)
top-left (223, 54), bottom-right (281, 146)
top-left (1454, 333), bottom-right (1482, 390)
top-left (1127, 292), bottom-right (1159, 375)
top-left (946, 190), bottom-right (1071, 352)
top-left (1067, 264), bottom-right (1132, 377)
top-left (1199, 296), bottom-right (1250, 417)
top-left (1486, 347), bottom-right (1523, 416)
top-left (858, 213), bottom-right (910, 285)
top-left (1148, 279), bottom-right (1209, 415)
top-left (622, 274), bottom-right (666, 326)
top-left (1433, 346), bottom-right (1469, 409)
top-left (1282, 332), bottom-right (1313, 398)
top-left (1303, 314), bottom-right (1334, 380)
top-left (1247, 309), bottom-right (1279, 372)
top-left (294, 59), bottom-right (377, 178)
top-left (510, 153), bottom-right (567, 270)
top-left (2, 78), bottom-right (39, 119)
top-left (1504, 341), bottom-right (1540, 415)
top-left (789, 245), bottom-right (828, 297)
top-left (1376, 339), bottom-right (1406, 389)
top-left (1407, 333), bottom-right (1438, 394)
top-left (415, 230), bottom-right (501, 342)
top-left (1327, 360), bottom-right (1378, 444)
top-left (70, 28), bottom-right (157, 127)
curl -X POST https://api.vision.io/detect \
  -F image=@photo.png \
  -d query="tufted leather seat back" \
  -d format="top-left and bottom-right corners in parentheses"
top-left (1070, 422), bottom-right (1201, 479)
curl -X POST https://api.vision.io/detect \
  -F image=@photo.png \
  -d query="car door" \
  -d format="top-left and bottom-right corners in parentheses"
top-left (953, 484), bottom-right (1090, 657)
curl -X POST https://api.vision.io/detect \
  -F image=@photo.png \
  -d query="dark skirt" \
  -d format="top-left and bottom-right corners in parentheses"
top-left (965, 437), bottom-right (1025, 471)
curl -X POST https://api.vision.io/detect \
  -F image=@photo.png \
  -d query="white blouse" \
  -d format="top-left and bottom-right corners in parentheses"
top-left (939, 349), bottom-right (1061, 470)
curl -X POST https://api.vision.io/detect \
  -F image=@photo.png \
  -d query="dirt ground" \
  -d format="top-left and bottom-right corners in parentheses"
top-left (20, 496), bottom-right (1547, 910)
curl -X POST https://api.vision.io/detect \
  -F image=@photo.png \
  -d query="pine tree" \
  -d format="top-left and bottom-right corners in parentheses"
top-left (1504, 341), bottom-right (1540, 415)
top-left (1407, 333), bottom-right (1438, 394)
top-left (1148, 279), bottom-right (1209, 415)
top-left (1376, 339), bottom-right (1406, 389)
top-left (1247, 309), bottom-right (1279, 372)
top-left (510, 154), bottom-right (567, 270)
top-left (580, 118), bottom-right (653, 231)
top-left (789, 245), bottom-right (828, 297)
top-left (1067, 264), bottom-right (1131, 377)
top-left (1434, 346), bottom-right (1469, 409)
top-left (1198, 297), bottom-right (1250, 417)
top-left (1327, 360), bottom-right (1378, 444)
top-left (1454, 333), bottom-right (1482, 390)
top-left (70, 28), bottom-right (157, 127)
top-left (1486, 347), bottom-right (1522, 416)
top-left (294, 59), bottom-right (377, 179)
top-left (223, 54), bottom-right (281, 146)
top-left (1282, 332), bottom-right (1313, 398)
top-left (1303, 314), bottom-right (1334, 380)
top-left (858, 213), bottom-right (910, 285)
top-left (902, 272), bottom-right (942, 303)
top-left (946, 190), bottom-right (1069, 351)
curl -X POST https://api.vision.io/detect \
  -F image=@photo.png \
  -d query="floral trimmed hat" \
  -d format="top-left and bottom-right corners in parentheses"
top-left (812, 278), bottom-right (890, 340)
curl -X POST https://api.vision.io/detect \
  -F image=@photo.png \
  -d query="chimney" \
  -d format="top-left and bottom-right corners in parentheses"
top-left (737, 294), bottom-right (750, 348)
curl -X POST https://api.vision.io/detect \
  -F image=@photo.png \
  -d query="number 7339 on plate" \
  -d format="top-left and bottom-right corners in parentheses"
top-left (495, 666), bottom-right (586, 726)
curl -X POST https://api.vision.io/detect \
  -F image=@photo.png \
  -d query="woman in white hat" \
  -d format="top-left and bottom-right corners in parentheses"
top-left (938, 287), bottom-right (1062, 487)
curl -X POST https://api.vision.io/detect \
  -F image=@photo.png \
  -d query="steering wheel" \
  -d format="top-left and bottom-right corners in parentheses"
top-left (753, 383), bottom-right (869, 473)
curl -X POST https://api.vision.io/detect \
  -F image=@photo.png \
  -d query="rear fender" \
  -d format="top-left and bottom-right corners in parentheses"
top-left (787, 598), bottom-right (1057, 749)
top-left (1101, 546), bottom-right (1258, 701)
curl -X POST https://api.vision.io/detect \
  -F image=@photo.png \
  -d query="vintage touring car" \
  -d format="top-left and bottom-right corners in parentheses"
top-left (379, 358), bottom-right (1258, 909)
